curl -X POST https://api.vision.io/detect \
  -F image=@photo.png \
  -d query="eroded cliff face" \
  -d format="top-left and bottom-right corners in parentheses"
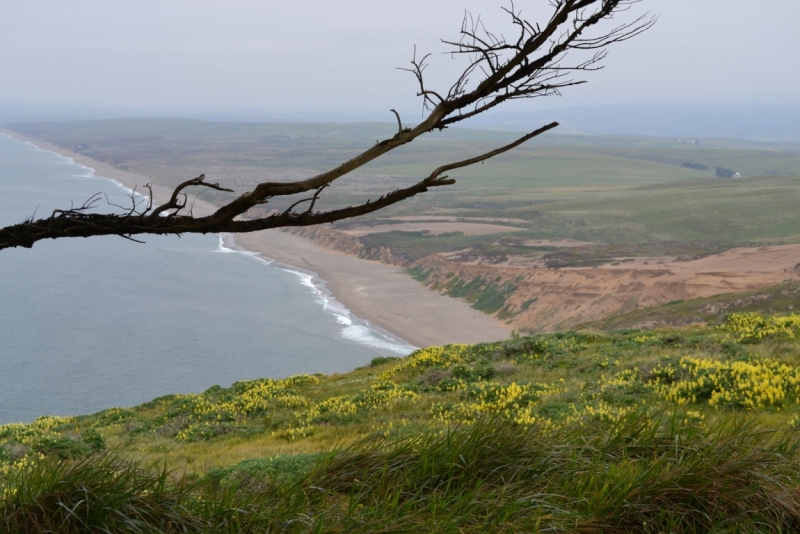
top-left (409, 256), bottom-right (683, 331)
top-left (284, 227), bottom-right (800, 332)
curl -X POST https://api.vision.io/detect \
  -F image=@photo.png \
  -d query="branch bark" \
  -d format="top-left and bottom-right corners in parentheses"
top-left (0, 0), bottom-right (654, 251)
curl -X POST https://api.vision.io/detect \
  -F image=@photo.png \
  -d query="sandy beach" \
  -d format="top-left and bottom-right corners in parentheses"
top-left (2, 129), bottom-right (511, 348)
top-left (234, 230), bottom-right (511, 348)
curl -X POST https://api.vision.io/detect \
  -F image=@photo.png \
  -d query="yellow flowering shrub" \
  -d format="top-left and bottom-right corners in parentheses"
top-left (277, 382), bottom-right (419, 440)
top-left (379, 345), bottom-right (470, 380)
top-left (98, 407), bottom-right (135, 424)
top-left (650, 356), bottom-right (800, 409)
top-left (432, 381), bottom-right (561, 426)
top-left (568, 402), bottom-right (635, 424)
top-left (220, 375), bottom-right (319, 415)
top-left (0, 453), bottom-right (46, 477)
top-left (596, 357), bottom-right (619, 369)
top-left (279, 425), bottom-right (316, 441)
top-left (722, 312), bottom-right (800, 342)
top-left (599, 369), bottom-right (639, 391)
top-left (0, 416), bottom-right (74, 445)
top-left (170, 375), bottom-right (320, 441)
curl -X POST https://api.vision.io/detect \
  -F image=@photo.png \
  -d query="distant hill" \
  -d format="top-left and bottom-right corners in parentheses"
top-left (461, 103), bottom-right (800, 142)
top-left (4, 102), bottom-right (800, 142)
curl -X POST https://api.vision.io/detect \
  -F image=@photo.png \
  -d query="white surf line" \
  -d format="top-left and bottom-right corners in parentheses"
top-left (2, 133), bottom-right (416, 356)
top-left (217, 234), bottom-right (417, 356)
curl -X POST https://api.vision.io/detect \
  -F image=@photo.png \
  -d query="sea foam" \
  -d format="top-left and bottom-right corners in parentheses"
top-left (217, 234), bottom-right (417, 355)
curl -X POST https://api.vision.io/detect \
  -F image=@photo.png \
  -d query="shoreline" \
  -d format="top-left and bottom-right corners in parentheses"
top-left (2, 128), bottom-right (512, 348)
top-left (217, 233), bottom-right (417, 355)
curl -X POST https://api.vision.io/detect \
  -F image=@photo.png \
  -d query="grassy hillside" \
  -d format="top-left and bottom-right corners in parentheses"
top-left (8, 119), bottom-right (800, 254)
top-left (6, 313), bottom-right (800, 530)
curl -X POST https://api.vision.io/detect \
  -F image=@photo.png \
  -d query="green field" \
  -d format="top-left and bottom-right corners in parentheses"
top-left (8, 118), bottom-right (800, 262)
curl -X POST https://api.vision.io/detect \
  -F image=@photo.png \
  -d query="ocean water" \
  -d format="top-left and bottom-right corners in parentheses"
top-left (0, 133), bottom-right (414, 424)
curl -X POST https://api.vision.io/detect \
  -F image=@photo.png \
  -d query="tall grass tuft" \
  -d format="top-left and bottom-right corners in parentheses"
top-left (4, 413), bottom-right (800, 532)
top-left (0, 454), bottom-right (203, 533)
top-left (309, 413), bottom-right (800, 532)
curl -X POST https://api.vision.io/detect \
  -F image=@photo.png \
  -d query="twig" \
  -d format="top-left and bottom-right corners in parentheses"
top-left (390, 109), bottom-right (404, 133)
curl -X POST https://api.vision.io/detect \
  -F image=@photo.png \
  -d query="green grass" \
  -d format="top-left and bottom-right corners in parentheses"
top-left (6, 315), bottom-right (800, 530)
top-left (364, 145), bottom-right (706, 187)
top-left (551, 175), bottom-right (800, 242)
top-left (440, 275), bottom-right (517, 314)
top-left (9, 118), bottom-right (800, 252)
top-left (362, 231), bottom-right (495, 263)
top-left (364, 174), bottom-right (800, 262)
top-left (409, 268), bottom-right (518, 314)
top-left (4, 415), bottom-right (800, 532)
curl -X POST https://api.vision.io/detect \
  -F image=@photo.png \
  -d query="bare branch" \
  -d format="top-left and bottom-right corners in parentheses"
top-left (390, 109), bottom-right (404, 134)
top-left (118, 234), bottom-right (146, 244)
top-left (150, 174), bottom-right (233, 218)
top-left (427, 121), bottom-right (558, 182)
top-left (0, 0), bottom-right (654, 251)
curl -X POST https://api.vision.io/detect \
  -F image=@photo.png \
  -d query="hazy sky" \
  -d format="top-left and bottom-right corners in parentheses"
top-left (2, 0), bottom-right (798, 114)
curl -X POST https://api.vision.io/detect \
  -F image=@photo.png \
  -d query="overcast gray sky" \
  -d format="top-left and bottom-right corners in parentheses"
top-left (1, 1), bottom-right (798, 114)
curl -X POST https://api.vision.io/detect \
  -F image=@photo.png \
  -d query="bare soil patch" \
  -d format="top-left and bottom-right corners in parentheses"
top-left (521, 239), bottom-right (597, 248)
top-left (417, 244), bottom-right (800, 332)
top-left (386, 215), bottom-right (531, 224)
top-left (343, 222), bottom-right (525, 236)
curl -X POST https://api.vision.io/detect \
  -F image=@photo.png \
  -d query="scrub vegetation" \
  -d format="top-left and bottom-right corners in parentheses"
top-left (6, 313), bottom-right (800, 531)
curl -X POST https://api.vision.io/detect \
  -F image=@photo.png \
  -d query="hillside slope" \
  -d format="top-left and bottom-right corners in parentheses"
top-left (5, 314), bottom-right (800, 531)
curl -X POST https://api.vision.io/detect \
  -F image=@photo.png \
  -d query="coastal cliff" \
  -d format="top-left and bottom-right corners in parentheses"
top-left (287, 226), bottom-right (800, 332)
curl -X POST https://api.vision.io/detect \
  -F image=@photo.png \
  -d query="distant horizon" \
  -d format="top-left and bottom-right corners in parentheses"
top-left (3, 101), bottom-right (800, 143)
top-left (2, 99), bottom-right (799, 116)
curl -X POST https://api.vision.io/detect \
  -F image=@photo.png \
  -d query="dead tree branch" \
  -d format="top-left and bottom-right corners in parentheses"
top-left (0, 0), bottom-right (655, 251)
top-left (149, 175), bottom-right (233, 218)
